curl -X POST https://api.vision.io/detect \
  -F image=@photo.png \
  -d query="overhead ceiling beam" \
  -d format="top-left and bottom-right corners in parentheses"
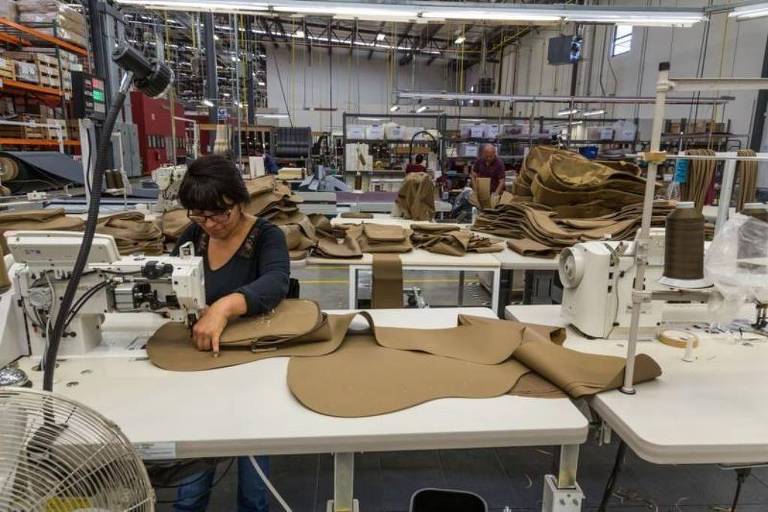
top-left (259, 18), bottom-right (281, 47)
top-left (399, 23), bottom-right (441, 66)
top-left (368, 21), bottom-right (386, 60)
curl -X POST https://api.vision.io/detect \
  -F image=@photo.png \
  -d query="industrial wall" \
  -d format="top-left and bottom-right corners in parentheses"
top-left (265, 47), bottom-right (455, 131)
top-left (464, 0), bottom-right (766, 149)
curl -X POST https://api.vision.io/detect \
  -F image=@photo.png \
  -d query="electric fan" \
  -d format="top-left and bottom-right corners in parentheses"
top-left (0, 387), bottom-right (155, 511)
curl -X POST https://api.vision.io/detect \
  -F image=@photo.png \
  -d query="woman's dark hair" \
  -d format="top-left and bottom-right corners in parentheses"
top-left (178, 154), bottom-right (250, 212)
top-left (415, 154), bottom-right (424, 164)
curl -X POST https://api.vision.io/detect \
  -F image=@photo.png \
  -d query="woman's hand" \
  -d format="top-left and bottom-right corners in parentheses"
top-left (192, 293), bottom-right (248, 354)
top-left (192, 305), bottom-right (229, 354)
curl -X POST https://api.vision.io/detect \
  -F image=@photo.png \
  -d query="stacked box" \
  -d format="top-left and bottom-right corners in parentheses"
top-left (58, 50), bottom-right (81, 98)
top-left (0, 0), bottom-right (18, 20)
top-left (45, 118), bottom-right (66, 139)
top-left (17, 0), bottom-right (88, 48)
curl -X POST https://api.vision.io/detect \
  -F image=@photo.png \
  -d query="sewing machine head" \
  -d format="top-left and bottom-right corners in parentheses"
top-left (559, 229), bottom-right (710, 339)
top-left (1, 231), bottom-right (204, 361)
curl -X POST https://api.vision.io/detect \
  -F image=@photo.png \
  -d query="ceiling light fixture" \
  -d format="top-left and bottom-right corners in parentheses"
top-left (729, 2), bottom-right (768, 19)
top-left (257, 113), bottom-right (289, 118)
top-left (294, 29), bottom-right (305, 37)
top-left (583, 109), bottom-right (606, 117)
top-left (389, 105), bottom-right (400, 112)
top-left (557, 108), bottom-right (580, 116)
top-left (416, 105), bottom-right (428, 113)
top-left (376, 33), bottom-right (386, 42)
top-left (201, 99), bottom-right (214, 107)
top-left (563, 11), bottom-right (704, 27)
top-left (422, 9), bottom-right (560, 21)
top-left (454, 35), bottom-right (466, 45)
top-left (257, 80), bottom-right (266, 86)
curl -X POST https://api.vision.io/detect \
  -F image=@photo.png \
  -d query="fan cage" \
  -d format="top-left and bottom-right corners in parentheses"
top-left (0, 387), bottom-right (155, 511)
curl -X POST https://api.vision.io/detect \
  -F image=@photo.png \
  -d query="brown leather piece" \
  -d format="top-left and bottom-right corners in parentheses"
top-left (287, 334), bottom-right (531, 418)
top-left (395, 172), bottom-right (435, 221)
top-left (410, 225), bottom-right (503, 257)
top-left (159, 208), bottom-right (192, 242)
top-left (96, 212), bottom-right (164, 255)
top-left (371, 254), bottom-right (403, 308)
top-left (357, 224), bottom-right (413, 253)
top-left (146, 312), bottom-right (357, 371)
top-left (0, 208), bottom-right (85, 254)
top-left (219, 299), bottom-right (323, 348)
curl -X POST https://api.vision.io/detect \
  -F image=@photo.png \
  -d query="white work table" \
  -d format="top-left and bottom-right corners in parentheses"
top-left (493, 247), bottom-right (559, 271)
top-left (307, 250), bottom-right (501, 311)
top-left (16, 307), bottom-right (588, 511)
top-left (505, 304), bottom-right (768, 466)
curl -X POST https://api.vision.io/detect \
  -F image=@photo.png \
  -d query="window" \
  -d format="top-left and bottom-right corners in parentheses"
top-left (612, 24), bottom-right (632, 57)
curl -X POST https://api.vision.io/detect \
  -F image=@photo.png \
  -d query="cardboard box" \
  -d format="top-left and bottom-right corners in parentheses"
top-left (346, 124), bottom-right (366, 139)
top-left (14, 61), bottom-right (39, 83)
top-left (365, 125), bottom-right (385, 140)
top-left (485, 124), bottom-right (500, 138)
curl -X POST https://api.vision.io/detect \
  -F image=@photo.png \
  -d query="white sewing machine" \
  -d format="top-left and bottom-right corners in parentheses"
top-left (0, 231), bottom-right (204, 366)
top-left (558, 229), bottom-right (710, 339)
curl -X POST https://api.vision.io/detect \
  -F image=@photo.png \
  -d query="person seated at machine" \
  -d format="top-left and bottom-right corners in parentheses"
top-left (406, 153), bottom-right (428, 174)
top-left (171, 153), bottom-right (289, 512)
top-left (470, 143), bottom-right (506, 195)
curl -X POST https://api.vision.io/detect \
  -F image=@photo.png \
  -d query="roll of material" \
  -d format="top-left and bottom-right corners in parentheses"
top-left (657, 329), bottom-right (699, 349)
top-left (0, 157), bottom-right (19, 182)
top-left (662, 202), bottom-right (706, 285)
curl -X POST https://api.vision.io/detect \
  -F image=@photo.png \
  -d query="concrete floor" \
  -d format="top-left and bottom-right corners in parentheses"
top-left (155, 265), bottom-right (768, 511)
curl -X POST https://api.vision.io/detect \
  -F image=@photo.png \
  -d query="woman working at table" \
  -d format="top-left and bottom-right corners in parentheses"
top-left (172, 154), bottom-right (290, 511)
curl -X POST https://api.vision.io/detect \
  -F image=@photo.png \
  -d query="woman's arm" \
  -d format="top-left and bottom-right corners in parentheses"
top-left (234, 223), bottom-right (290, 316)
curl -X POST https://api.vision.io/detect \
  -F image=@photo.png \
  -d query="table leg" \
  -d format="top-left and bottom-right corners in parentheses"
top-left (458, 270), bottom-right (465, 306)
top-left (327, 452), bottom-right (358, 512)
top-left (492, 269), bottom-right (501, 318)
top-left (348, 267), bottom-right (357, 309)
top-left (541, 444), bottom-right (584, 512)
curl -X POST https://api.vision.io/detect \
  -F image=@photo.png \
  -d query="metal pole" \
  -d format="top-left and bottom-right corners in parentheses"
top-left (716, 159), bottom-right (737, 234)
top-left (203, 13), bottom-right (218, 124)
top-left (622, 62), bottom-right (670, 395)
top-left (333, 452), bottom-right (355, 512)
top-left (245, 17), bottom-right (256, 126)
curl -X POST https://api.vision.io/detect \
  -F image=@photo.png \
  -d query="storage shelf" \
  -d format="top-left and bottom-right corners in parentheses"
top-left (0, 17), bottom-right (87, 56)
top-left (0, 78), bottom-right (63, 98)
top-left (0, 138), bottom-right (79, 146)
top-left (346, 138), bottom-right (439, 144)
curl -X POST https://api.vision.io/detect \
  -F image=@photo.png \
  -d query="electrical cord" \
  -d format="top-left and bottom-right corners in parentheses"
top-left (730, 468), bottom-right (751, 512)
top-left (598, 440), bottom-right (627, 512)
top-left (42, 78), bottom-right (132, 391)
top-left (154, 458), bottom-right (235, 504)
top-left (249, 455), bottom-right (293, 512)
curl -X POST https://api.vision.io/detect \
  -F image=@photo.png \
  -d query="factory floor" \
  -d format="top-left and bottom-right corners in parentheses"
top-left (154, 266), bottom-right (768, 511)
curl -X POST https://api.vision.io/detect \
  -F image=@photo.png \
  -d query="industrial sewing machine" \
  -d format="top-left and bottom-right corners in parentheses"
top-left (558, 229), bottom-right (711, 339)
top-left (0, 231), bottom-right (204, 367)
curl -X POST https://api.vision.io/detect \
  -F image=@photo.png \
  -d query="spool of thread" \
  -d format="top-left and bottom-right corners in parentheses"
top-left (741, 203), bottom-right (768, 222)
top-left (660, 201), bottom-right (708, 288)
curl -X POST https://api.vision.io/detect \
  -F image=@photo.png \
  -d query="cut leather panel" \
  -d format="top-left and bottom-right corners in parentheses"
top-left (0, 208), bottom-right (85, 254)
top-left (395, 172), bottom-right (436, 221)
top-left (454, 313), bottom-right (566, 346)
top-left (357, 224), bottom-right (413, 253)
top-left (146, 312), bottom-right (357, 371)
top-left (509, 373), bottom-right (568, 399)
top-left (359, 312), bottom-right (526, 365)
top-left (219, 299), bottom-right (323, 347)
top-left (363, 223), bottom-right (406, 242)
top-left (371, 254), bottom-right (403, 308)
top-left (513, 342), bottom-right (662, 398)
top-left (287, 334), bottom-right (530, 418)
top-left (506, 239), bottom-right (559, 258)
top-left (96, 211), bottom-right (164, 255)
top-left (159, 208), bottom-right (192, 242)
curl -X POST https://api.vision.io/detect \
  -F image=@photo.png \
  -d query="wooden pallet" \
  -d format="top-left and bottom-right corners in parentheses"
top-left (0, 114), bottom-right (46, 139)
top-left (0, 55), bottom-right (15, 81)
top-left (3, 52), bottom-right (61, 88)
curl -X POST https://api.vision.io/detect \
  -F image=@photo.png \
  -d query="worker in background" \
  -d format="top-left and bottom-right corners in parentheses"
top-left (263, 151), bottom-right (278, 174)
top-left (172, 154), bottom-right (289, 512)
top-left (471, 144), bottom-right (506, 195)
top-left (405, 153), bottom-right (427, 174)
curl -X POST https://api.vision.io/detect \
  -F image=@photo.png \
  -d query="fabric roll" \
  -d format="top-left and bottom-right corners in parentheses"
top-left (371, 254), bottom-right (403, 308)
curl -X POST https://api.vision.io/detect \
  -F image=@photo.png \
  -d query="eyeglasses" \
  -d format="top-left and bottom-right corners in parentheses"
top-left (187, 208), bottom-right (233, 225)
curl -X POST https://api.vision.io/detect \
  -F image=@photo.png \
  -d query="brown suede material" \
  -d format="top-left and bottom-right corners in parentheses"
top-left (96, 212), bottom-right (164, 255)
top-left (395, 172), bottom-right (435, 221)
top-left (0, 208), bottom-right (85, 254)
top-left (372, 254), bottom-right (403, 308)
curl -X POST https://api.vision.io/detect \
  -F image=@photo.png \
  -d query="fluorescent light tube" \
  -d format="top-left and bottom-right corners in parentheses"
top-left (114, 0), bottom-right (268, 11)
top-left (564, 11), bottom-right (704, 27)
top-left (273, 3), bottom-right (418, 18)
top-left (730, 3), bottom-right (768, 19)
top-left (389, 105), bottom-right (400, 112)
top-left (416, 105), bottom-right (428, 113)
top-left (454, 35), bottom-right (466, 45)
top-left (358, 117), bottom-right (386, 121)
top-left (201, 99), bottom-right (214, 107)
top-left (257, 81), bottom-right (266, 86)
top-left (583, 109), bottom-right (605, 117)
top-left (557, 108), bottom-right (580, 116)
top-left (422, 9), bottom-right (560, 21)
top-left (258, 113), bottom-right (289, 118)
top-left (294, 29), bottom-right (305, 37)
top-left (376, 33), bottom-right (386, 42)
top-left (569, 121), bottom-right (583, 126)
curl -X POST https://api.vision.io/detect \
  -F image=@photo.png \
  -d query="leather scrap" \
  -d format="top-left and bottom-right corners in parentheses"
top-left (371, 254), bottom-right (403, 308)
